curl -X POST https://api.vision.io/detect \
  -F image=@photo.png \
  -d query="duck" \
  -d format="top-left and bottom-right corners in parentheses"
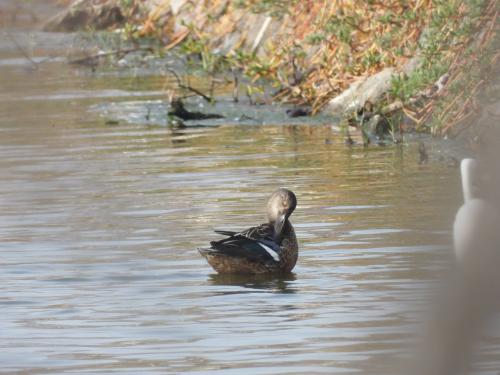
top-left (199, 188), bottom-right (298, 274)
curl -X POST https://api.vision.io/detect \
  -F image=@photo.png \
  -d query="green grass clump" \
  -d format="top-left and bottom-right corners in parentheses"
top-left (389, 0), bottom-right (491, 106)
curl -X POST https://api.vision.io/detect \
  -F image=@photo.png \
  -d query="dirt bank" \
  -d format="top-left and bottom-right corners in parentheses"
top-left (37, 0), bottom-right (500, 138)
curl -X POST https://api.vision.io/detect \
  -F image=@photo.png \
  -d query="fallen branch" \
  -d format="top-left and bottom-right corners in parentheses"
top-left (68, 46), bottom-right (154, 66)
top-left (164, 29), bottom-right (190, 51)
top-left (5, 32), bottom-right (39, 69)
top-left (167, 68), bottom-right (214, 103)
top-left (403, 107), bottom-right (420, 124)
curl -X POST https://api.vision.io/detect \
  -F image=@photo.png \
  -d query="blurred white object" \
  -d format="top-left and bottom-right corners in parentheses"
top-left (454, 158), bottom-right (480, 260)
top-left (453, 158), bottom-right (500, 264)
top-left (453, 197), bottom-right (491, 261)
top-left (460, 158), bottom-right (478, 203)
top-left (415, 158), bottom-right (500, 375)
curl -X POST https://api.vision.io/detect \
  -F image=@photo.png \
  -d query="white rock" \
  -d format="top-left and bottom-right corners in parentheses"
top-left (325, 68), bottom-right (395, 114)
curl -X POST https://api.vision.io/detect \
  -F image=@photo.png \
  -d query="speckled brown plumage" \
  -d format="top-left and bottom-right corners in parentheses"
top-left (198, 189), bottom-right (299, 275)
top-left (278, 224), bottom-right (298, 273)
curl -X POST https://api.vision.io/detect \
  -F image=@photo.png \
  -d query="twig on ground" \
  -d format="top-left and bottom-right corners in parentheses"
top-left (232, 71), bottom-right (239, 103)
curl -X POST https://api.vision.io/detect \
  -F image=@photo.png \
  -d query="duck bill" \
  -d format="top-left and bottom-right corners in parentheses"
top-left (274, 214), bottom-right (286, 236)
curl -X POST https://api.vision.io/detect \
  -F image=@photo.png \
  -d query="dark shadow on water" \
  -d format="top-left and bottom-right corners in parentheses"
top-left (208, 273), bottom-right (297, 294)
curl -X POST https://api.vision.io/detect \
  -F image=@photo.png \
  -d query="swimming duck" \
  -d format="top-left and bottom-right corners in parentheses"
top-left (199, 188), bottom-right (298, 274)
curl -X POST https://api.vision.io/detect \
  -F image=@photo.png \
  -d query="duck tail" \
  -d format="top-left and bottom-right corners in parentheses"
top-left (198, 247), bottom-right (217, 256)
top-left (214, 230), bottom-right (237, 237)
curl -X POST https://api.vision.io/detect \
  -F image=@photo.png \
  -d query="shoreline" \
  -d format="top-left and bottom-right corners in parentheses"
top-left (2, 0), bottom-right (498, 148)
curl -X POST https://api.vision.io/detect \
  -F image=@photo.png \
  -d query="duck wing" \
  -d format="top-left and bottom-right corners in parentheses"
top-left (216, 223), bottom-right (280, 251)
top-left (210, 223), bottom-right (280, 263)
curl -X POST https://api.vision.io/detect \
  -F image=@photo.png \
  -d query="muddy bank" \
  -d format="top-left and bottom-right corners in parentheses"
top-left (44, 0), bottom-right (429, 111)
top-left (43, 0), bottom-right (499, 141)
top-left (0, 0), bottom-right (481, 176)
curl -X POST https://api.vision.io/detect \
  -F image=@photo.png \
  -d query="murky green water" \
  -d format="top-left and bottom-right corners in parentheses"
top-left (2, 24), bottom-right (499, 374)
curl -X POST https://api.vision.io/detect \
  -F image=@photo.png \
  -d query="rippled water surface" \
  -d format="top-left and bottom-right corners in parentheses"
top-left (3, 27), bottom-right (498, 374)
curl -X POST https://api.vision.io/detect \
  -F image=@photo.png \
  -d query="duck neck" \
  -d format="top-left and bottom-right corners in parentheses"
top-left (272, 219), bottom-right (291, 243)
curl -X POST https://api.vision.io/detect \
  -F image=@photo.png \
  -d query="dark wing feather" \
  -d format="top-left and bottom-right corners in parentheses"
top-left (238, 223), bottom-right (281, 252)
top-left (239, 223), bottom-right (274, 240)
top-left (210, 223), bottom-right (280, 263)
top-left (214, 230), bottom-right (238, 236)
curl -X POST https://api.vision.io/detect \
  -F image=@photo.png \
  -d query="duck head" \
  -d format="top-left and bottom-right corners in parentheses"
top-left (266, 188), bottom-right (297, 236)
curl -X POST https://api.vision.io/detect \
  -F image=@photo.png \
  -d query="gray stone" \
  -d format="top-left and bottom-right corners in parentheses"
top-left (43, 0), bottom-right (124, 32)
top-left (325, 68), bottom-right (395, 115)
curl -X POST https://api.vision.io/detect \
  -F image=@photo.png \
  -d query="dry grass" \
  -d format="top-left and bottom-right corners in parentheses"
top-left (401, 0), bottom-right (498, 135)
top-left (139, 0), bottom-right (430, 110)
top-left (119, 0), bottom-right (498, 133)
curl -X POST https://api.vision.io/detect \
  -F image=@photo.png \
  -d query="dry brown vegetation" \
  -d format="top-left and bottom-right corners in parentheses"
top-left (130, 0), bottom-right (496, 133)
top-left (140, 0), bottom-right (431, 110)
top-left (51, 0), bottom-right (499, 134)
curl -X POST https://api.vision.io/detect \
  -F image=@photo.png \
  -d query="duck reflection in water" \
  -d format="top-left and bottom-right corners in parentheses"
top-left (209, 272), bottom-right (297, 294)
